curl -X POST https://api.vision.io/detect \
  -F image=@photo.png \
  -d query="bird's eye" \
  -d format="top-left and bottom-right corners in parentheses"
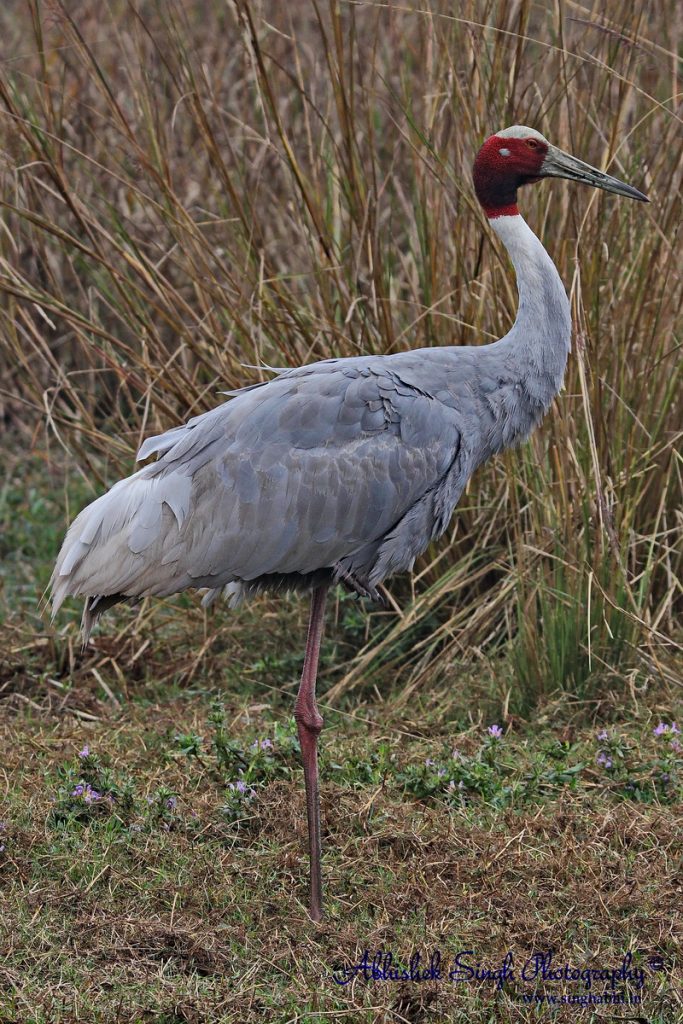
top-left (526, 139), bottom-right (540, 149)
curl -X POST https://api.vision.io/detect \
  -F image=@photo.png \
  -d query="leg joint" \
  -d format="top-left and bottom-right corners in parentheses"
top-left (295, 702), bottom-right (324, 735)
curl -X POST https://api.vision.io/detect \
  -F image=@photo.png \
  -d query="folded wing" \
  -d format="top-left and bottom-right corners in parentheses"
top-left (51, 359), bottom-right (464, 613)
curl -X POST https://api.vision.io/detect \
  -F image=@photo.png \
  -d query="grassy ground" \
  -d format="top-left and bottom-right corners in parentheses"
top-left (1, 454), bottom-right (681, 1022)
top-left (2, 646), bottom-right (682, 1023)
top-left (0, 1), bottom-right (682, 1021)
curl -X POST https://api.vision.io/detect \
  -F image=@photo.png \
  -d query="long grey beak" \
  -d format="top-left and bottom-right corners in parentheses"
top-left (541, 145), bottom-right (648, 202)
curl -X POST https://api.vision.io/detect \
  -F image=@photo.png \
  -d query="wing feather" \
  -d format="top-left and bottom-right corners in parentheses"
top-left (52, 356), bottom-right (465, 608)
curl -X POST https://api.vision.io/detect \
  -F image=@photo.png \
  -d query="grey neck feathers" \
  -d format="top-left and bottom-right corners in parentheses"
top-left (489, 214), bottom-right (571, 405)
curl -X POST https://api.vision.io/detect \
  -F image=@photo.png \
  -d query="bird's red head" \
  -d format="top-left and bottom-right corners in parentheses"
top-left (473, 127), bottom-right (549, 219)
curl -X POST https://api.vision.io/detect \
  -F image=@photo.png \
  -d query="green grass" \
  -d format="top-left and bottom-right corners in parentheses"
top-left (2, 664), bottom-right (680, 1023)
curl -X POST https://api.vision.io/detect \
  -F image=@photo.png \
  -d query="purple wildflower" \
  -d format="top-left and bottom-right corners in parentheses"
top-left (451, 749), bottom-right (463, 760)
top-left (0, 845), bottom-right (4, 853)
top-left (672, 723), bottom-right (681, 734)
top-left (670, 739), bottom-right (681, 753)
top-left (596, 752), bottom-right (612, 769)
top-left (654, 722), bottom-right (671, 737)
top-left (250, 738), bottom-right (274, 751)
top-left (71, 780), bottom-right (104, 804)
top-left (661, 773), bottom-right (670, 783)
top-left (597, 730), bottom-right (609, 741)
top-left (228, 779), bottom-right (249, 795)
top-left (425, 758), bottom-right (437, 768)
top-left (487, 724), bottom-right (503, 739)
top-left (78, 745), bottom-right (90, 759)
top-left (166, 797), bottom-right (177, 811)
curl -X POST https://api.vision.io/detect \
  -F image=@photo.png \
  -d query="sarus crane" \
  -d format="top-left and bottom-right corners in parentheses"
top-left (51, 126), bottom-right (647, 921)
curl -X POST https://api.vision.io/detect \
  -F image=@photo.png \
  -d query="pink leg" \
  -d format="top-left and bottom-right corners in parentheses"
top-left (294, 584), bottom-right (328, 922)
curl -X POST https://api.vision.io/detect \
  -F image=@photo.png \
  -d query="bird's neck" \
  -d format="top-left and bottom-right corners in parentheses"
top-left (489, 213), bottom-right (571, 398)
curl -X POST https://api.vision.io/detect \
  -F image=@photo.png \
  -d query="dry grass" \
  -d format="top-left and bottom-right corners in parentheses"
top-left (0, 3), bottom-right (681, 1022)
top-left (0, 0), bottom-right (680, 699)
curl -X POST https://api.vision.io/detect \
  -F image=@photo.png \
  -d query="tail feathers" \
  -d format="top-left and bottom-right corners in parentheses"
top-left (81, 594), bottom-right (126, 645)
top-left (50, 468), bottom-right (192, 619)
top-left (72, 584), bottom-right (243, 646)
top-left (51, 466), bottom-right (247, 640)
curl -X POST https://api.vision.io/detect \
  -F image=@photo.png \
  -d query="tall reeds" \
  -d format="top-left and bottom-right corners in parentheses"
top-left (0, 0), bottom-right (680, 705)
